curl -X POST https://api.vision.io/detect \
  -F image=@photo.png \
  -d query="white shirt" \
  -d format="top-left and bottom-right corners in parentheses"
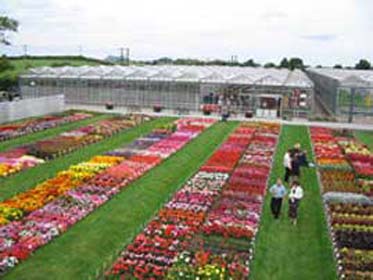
top-left (283, 152), bottom-right (291, 169)
top-left (289, 186), bottom-right (304, 200)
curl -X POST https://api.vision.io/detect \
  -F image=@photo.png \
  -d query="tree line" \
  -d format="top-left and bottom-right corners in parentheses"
top-left (142, 57), bottom-right (372, 70)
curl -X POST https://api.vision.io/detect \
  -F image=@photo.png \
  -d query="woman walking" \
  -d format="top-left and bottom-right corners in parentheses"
top-left (288, 181), bottom-right (304, 225)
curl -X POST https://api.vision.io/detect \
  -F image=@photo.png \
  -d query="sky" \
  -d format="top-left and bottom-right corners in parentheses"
top-left (1, 0), bottom-right (372, 66)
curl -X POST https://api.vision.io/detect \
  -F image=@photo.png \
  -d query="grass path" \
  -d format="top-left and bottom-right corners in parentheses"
top-left (250, 125), bottom-right (336, 280)
top-left (4, 121), bottom-right (238, 280)
top-left (354, 130), bottom-right (373, 151)
top-left (0, 117), bottom-right (174, 202)
top-left (0, 113), bottom-right (109, 152)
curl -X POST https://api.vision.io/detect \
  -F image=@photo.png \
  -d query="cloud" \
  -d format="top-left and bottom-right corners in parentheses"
top-left (262, 11), bottom-right (288, 20)
top-left (1, 0), bottom-right (372, 66)
top-left (300, 34), bottom-right (338, 42)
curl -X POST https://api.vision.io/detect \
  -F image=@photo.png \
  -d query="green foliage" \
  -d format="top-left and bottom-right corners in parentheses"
top-left (0, 71), bottom-right (17, 90)
top-left (0, 16), bottom-right (18, 45)
top-left (50, 62), bottom-right (72, 67)
top-left (279, 58), bottom-right (289, 68)
top-left (279, 57), bottom-right (305, 70)
top-left (242, 59), bottom-right (260, 67)
top-left (355, 59), bottom-right (371, 70)
top-left (288, 57), bottom-right (304, 70)
top-left (0, 56), bottom-right (14, 72)
top-left (264, 62), bottom-right (276, 68)
top-left (334, 64), bottom-right (343, 69)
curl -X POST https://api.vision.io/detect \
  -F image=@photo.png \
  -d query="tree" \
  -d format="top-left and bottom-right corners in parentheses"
top-left (288, 57), bottom-right (304, 70)
top-left (316, 65), bottom-right (323, 68)
top-left (242, 59), bottom-right (260, 67)
top-left (355, 59), bottom-right (371, 70)
top-left (152, 57), bottom-right (174, 65)
top-left (333, 64), bottom-right (343, 69)
top-left (0, 16), bottom-right (18, 45)
top-left (264, 62), bottom-right (276, 68)
top-left (279, 58), bottom-right (289, 69)
top-left (0, 55), bottom-right (13, 72)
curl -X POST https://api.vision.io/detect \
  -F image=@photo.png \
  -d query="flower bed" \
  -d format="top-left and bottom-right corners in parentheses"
top-left (107, 171), bottom-right (229, 279)
top-left (0, 115), bottom-right (150, 178)
top-left (325, 202), bottom-right (373, 279)
top-left (310, 126), bottom-right (373, 280)
top-left (106, 122), bottom-right (280, 279)
top-left (0, 118), bottom-right (214, 275)
top-left (0, 112), bottom-right (92, 142)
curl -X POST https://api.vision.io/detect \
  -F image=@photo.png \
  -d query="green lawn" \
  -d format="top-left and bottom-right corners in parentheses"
top-left (250, 125), bottom-right (337, 280)
top-left (0, 113), bottom-right (109, 152)
top-left (354, 130), bottom-right (373, 151)
top-left (4, 121), bottom-right (237, 280)
top-left (8, 57), bottom-right (103, 72)
top-left (1, 56), bottom-right (106, 89)
top-left (0, 117), bottom-right (174, 202)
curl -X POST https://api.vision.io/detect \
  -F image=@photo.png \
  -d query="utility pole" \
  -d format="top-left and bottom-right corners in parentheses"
top-left (126, 48), bottom-right (130, 65)
top-left (23, 44), bottom-right (28, 57)
top-left (119, 47), bottom-right (130, 65)
top-left (120, 47), bottom-right (124, 64)
top-left (78, 45), bottom-right (83, 57)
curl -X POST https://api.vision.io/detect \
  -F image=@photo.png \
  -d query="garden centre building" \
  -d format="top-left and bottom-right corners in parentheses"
top-left (19, 65), bottom-right (314, 118)
top-left (307, 68), bottom-right (373, 120)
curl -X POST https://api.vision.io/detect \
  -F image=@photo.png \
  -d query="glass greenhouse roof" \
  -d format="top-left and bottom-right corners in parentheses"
top-left (308, 68), bottom-right (373, 87)
top-left (22, 65), bottom-right (314, 88)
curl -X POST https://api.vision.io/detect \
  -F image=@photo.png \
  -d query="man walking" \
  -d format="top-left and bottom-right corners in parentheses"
top-left (269, 178), bottom-right (287, 219)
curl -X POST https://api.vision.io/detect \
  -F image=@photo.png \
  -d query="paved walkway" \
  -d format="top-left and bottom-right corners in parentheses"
top-left (66, 104), bottom-right (373, 131)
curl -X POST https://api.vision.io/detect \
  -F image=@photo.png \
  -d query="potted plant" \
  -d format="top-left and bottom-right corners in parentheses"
top-left (245, 111), bottom-right (253, 118)
top-left (202, 105), bottom-right (211, 115)
top-left (105, 102), bottom-right (114, 110)
top-left (153, 105), bottom-right (163, 113)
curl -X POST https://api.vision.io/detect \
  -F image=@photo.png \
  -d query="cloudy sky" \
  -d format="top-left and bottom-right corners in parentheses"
top-left (1, 0), bottom-right (372, 66)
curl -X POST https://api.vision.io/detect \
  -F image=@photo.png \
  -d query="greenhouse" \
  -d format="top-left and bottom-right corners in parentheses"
top-left (19, 65), bottom-right (314, 118)
top-left (307, 68), bottom-right (373, 120)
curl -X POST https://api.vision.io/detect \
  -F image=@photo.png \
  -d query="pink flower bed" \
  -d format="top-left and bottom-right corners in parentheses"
top-left (0, 117), bottom-right (215, 275)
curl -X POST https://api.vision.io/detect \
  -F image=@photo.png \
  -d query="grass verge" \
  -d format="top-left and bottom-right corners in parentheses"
top-left (250, 125), bottom-right (337, 280)
top-left (354, 130), bottom-right (373, 151)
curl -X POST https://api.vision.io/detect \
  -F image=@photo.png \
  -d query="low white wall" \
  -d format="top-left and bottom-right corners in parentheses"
top-left (0, 95), bottom-right (64, 123)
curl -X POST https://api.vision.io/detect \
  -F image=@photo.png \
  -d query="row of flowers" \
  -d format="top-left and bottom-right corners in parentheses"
top-left (310, 126), bottom-right (373, 280)
top-left (106, 122), bottom-right (280, 279)
top-left (0, 117), bottom-right (215, 275)
top-left (0, 111), bottom-right (92, 142)
top-left (106, 123), bottom-right (254, 279)
top-left (194, 124), bottom-right (280, 279)
top-left (326, 202), bottom-right (373, 280)
top-left (337, 138), bottom-right (373, 189)
top-left (310, 127), bottom-right (350, 169)
top-left (0, 114), bottom-right (150, 178)
top-left (310, 127), bottom-right (367, 195)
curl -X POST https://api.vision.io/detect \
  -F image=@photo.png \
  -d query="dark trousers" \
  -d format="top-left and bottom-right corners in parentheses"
top-left (284, 167), bottom-right (291, 182)
top-left (271, 197), bottom-right (283, 219)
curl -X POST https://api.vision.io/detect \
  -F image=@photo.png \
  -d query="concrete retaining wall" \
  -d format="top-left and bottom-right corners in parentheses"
top-left (0, 95), bottom-right (64, 123)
